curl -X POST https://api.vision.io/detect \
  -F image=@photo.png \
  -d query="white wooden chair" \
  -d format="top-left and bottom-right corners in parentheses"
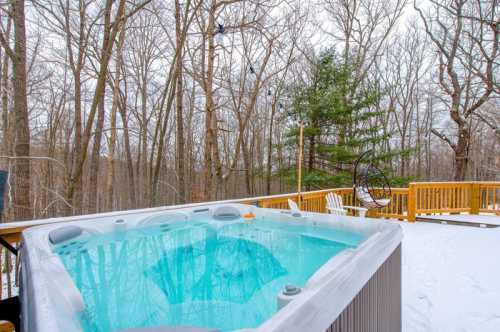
top-left (287, 199), bottom-right (304, 217)
top-left (325, 192), bottom-right (368, 217)
top-left (287, 199), bottom-right (300, 212)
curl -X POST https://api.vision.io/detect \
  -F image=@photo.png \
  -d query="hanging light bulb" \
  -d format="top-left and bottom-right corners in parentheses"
top-left (217, 23), bottom-right (225, 34)
top-left (215, 23), bottom-right (225, 44)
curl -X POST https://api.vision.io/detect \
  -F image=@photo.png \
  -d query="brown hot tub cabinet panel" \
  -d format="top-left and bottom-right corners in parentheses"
top-left (326, 244), bottom-right (402, 332)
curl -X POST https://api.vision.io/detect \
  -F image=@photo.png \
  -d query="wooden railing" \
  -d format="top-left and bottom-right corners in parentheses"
top-left (407, 182), bottom-right (500, 221)
top-left (376, 188), bottom-right (410, 220)
top-left (478, 182), bottom-right (500, 214)
top-left (239, 187), bottom-right (410, 219)
top-left (0, 181), bottom-right (497, 244)
top-left (247, 182), bottom-right (499, 221)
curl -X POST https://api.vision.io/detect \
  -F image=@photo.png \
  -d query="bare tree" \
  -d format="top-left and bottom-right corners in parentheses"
top-left (323, 0), bottom-right (407, 84)
top-left (0, 0), bottom-right (31, 220)
top-left (64, 0), bottom-right (151, 211)
top-left (33, 0), bottom-right (98, 214)
top-left (0, 0), bottom-right (497, 224)
top-left (380, 20), bottom-right (430, 177)
top-left (415, 0), bottom-right (499, 180)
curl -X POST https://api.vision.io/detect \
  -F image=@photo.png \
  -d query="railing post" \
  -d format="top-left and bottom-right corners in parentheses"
top-left (408, 183), bottom-right (416, 222)
top-left (470, 182), bottom-right (480, 215)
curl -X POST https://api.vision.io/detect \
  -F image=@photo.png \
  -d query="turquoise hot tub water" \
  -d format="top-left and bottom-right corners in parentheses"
top-left (54, 217), bottom-right (365, 332)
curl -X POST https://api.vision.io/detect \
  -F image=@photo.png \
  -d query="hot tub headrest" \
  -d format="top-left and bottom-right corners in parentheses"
top-left (119, 327), bottom-right (220, 332)
top-left (49, 225), bottom-right (83, 245)
top-left (212, 206), bottom-right (241, 221)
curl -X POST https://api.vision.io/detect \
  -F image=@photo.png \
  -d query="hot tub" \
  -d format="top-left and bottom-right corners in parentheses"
top-left (20, 203), bottom-right (402, 332)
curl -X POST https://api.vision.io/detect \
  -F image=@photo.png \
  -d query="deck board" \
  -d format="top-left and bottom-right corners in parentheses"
top-left (417, 214), bottom-right (500, 227)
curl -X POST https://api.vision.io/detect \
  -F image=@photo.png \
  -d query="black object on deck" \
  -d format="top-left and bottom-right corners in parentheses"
top-left (0, 296), bottom-right (20, 331)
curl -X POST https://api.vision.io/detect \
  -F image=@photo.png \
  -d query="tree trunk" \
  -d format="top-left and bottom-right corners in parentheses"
top-left (12, 0), bottom-right (31, 221)
top-left (307, 131), bottom-right (315, 191)
top-left (105, 93), bottom-right (118, 211)
top-left (242, 134), bottom-right (252, 196)
top-left (453, 127), bottom-right (470, 181)
top-left (140, 80), bottom-right (149, 206)
top-left (203, 1), bottom-right (216, 201)
top-left (119, 101), bottom-right (137, 208)
top-left (88, 99), bottom-right (105, 213)
top-left (1, 17), bottom-right (11, 162)
top-left (400, 135), bottom-right (406, 177)
top-left (266, 102), bottom-right (276, 195)
top-left (70, 0), bottom-right (88, 215)
top-left (88, 1), bottom-right (113, 213)
top-left (72, 69), bottom-right (83, 215)
top-left (151, 80), bottom-right (176, 204)
top-left (105, 27), bottom-right (126, 211)
top-left (175, 0), bottom-right (186, 204)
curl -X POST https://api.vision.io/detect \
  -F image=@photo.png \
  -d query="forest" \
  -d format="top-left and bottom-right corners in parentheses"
top-left (0, 0), bottom-right (497, 222)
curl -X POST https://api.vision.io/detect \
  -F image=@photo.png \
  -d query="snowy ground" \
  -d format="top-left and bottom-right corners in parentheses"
top-left (401, 221), bottom-right (500, 332)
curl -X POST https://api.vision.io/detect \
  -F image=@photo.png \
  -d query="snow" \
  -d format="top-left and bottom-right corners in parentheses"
top-left (417, 214), bottom-right (500, 226)
top-left (401, 221), bottom-right (500, 332)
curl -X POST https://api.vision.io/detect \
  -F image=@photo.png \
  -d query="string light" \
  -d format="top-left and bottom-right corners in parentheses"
top-left (215, 23), bottom-right (225, 44)
top-left (215, 22), bottom-right (256, 76)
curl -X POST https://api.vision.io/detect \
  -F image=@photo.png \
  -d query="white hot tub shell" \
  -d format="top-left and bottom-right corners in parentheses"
top-left (19, 203), bottom-right (403, 332)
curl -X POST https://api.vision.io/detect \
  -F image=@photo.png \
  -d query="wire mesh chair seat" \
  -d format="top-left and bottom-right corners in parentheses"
top-left (353, 151), bottom-right (392, 209)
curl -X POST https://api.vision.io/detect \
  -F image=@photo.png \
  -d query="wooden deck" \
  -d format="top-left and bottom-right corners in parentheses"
top-left (0, 322), bottom-right (14, 332)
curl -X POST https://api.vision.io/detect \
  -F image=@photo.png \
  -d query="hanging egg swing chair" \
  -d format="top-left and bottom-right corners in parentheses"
top-left (353, 150), bottom-right (392, 210)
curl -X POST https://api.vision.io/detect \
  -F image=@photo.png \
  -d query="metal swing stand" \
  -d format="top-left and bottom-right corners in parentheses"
top-left (353, 150), bottom-right (392, 210)
top-left (0, 169), bottom-right (21, 331)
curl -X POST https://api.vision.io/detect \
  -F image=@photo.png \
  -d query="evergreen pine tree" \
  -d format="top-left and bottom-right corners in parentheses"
top-left (285, 50), bottom-right (406, 189)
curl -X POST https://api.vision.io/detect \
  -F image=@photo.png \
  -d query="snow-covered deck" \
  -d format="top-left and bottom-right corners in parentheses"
top-left (402, 221), bottom-right (500, 332)
top-left (416, 213), bottom-right (500, 227)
